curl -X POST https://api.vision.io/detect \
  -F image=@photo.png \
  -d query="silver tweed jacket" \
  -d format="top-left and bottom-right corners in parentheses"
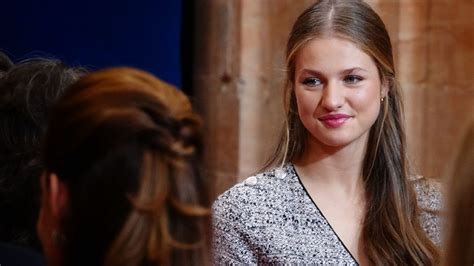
top-left (212, 164), bottom-right (442, 265)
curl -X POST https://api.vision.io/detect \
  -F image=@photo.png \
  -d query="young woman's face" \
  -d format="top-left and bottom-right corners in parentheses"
top-left (294, 37), bottom-right (387, 148)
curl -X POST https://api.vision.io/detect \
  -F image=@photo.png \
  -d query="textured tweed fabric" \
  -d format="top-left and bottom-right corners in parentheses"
top-left (212, 164), bottom-right (443, 265)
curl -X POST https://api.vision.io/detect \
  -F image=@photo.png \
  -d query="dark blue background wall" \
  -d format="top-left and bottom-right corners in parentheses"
top-left (1, 0), bottom-right (183, 87)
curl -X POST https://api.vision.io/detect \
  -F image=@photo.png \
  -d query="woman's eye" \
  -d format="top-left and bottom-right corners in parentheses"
top-left (302, 78), bottom-right (322, 87)
top-left (344, 75), bottom-right (363, 84)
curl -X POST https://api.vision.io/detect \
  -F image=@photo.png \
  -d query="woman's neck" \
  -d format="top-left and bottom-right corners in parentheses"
top-left (294, 136), bottom-right (367, 198)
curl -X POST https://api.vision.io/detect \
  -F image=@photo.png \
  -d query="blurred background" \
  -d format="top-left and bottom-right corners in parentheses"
top-left (1, 0), bottom-right (190, 90)
top-left (2, 0), bottom-right (473, 197)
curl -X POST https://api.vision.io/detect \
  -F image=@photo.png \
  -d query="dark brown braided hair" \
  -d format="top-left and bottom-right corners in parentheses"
top-left (43, 67), bottom-right (210, 266)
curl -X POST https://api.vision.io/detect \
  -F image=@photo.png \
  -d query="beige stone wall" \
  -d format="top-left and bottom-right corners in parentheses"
top-left (371, 0), bottom-right (474, 178)
top-left (194, 0), bottom-right (474, 197)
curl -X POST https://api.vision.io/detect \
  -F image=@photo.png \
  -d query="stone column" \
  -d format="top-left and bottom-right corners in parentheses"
top-left (193, 0), bottom-right (242, 197)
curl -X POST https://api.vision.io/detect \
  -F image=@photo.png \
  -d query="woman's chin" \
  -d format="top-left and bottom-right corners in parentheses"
top-left (310, 135), bottom-right (354, 149)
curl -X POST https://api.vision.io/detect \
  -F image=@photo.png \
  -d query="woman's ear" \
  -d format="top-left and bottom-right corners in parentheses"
top-left (45, 173), bottom-right (69, 219)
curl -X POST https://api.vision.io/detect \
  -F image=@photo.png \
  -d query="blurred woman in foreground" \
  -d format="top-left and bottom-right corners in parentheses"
top-left (37, 67), bottom-right (210, 266)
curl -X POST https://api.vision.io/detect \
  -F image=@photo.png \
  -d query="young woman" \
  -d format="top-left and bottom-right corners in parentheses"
top-left (37, 67), bottom-right (210, 266)
top-left (213, 1), bottom-right (442, 265)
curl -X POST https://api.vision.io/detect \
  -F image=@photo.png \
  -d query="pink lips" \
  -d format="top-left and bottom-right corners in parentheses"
top-left (318, 113), bottom-right (352, 128)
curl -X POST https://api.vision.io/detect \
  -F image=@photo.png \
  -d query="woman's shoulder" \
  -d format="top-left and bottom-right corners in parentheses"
top-left (212, 165), bottom-right (301, 264)
top-left (410, 175), bottom-right (444, 212)
top-left (409, 175), bottom-right (445, 245)
top-left (212, 165), bottom-right (295, 216)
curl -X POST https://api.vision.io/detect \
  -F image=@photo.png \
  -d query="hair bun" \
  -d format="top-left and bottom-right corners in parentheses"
top-left (178, 116), bottom-right (201, 144)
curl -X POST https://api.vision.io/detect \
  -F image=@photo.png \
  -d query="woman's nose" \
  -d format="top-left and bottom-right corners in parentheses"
top-left (320, 81), bottom-right (344, 111)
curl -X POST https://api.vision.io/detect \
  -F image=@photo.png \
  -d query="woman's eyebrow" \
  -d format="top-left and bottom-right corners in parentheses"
top-left (299, 69), bottom-right (324, 76)
top-left (341, 67), bottom-right (368, 75)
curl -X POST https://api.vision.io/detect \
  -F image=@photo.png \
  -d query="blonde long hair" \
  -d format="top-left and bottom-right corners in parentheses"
top-left (44, 67), bottom-right (210, 266)
top-left (266, 1), bottom-right (440, 264)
